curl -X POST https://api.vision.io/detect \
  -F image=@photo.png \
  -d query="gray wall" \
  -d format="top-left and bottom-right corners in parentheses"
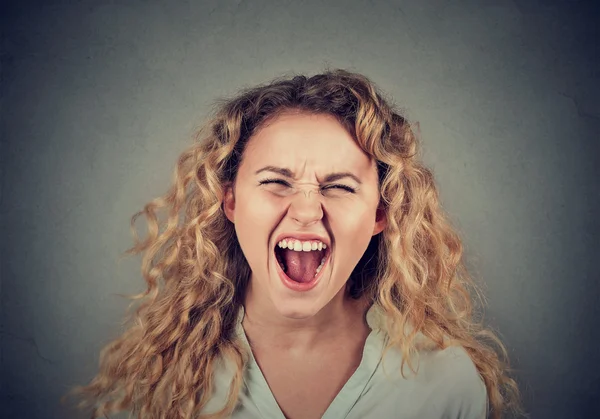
top-left (1, 0), bottom-right (598, 418)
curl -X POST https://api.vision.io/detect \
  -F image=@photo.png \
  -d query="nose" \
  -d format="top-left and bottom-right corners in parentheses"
top-left (288, 189), bottom-right (324, 226)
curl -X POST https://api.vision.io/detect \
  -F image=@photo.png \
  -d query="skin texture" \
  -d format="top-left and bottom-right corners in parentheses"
top-left (223, 111), bottom-right (386, 354)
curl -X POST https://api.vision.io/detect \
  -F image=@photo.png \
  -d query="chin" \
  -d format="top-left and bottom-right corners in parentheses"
top-left (273, 302), bottom-right (323, 320)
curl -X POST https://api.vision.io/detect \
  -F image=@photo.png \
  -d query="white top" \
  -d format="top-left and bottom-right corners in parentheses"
top-left (203, 304), bottom-right (488, 419)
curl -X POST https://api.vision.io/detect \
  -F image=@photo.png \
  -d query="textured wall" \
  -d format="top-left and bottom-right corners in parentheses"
top-left (1, 0), bottom-right (598, 418)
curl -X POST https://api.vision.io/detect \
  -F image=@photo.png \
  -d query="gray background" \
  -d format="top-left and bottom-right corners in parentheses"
top-left (1, 0), bottom-right (598, 418)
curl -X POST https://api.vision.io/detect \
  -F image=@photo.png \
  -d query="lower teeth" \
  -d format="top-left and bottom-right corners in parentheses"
top-left (314, 257), bottom-right (326, 277)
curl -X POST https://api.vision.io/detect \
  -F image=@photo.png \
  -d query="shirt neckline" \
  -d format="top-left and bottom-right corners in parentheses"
top-left (234, 303), bottom-right (387, 419)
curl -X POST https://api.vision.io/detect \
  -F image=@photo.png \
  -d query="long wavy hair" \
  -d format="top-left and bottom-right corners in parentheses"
top-left (65, 69), bottom-right (524, 418)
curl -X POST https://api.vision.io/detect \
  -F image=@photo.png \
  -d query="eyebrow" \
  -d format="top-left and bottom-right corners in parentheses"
top-left (255, 165), bottom-right (362, 184)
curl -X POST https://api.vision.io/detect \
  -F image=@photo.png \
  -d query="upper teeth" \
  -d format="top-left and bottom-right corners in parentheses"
top-left (277, 239), bottom-right (327, 252)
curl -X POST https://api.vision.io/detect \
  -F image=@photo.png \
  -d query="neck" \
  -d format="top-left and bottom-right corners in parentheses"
top-left (241, 280), bottom-right (372, 354)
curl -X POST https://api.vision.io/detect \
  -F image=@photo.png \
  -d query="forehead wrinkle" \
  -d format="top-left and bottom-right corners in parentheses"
top-left (298, 159), bottom-right (308, 180)
top-left (254, 148), bottom-right (369, 183)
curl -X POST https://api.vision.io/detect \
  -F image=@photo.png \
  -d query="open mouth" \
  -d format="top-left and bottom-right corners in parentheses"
top-left (274, 241), bottom-right (331, 284)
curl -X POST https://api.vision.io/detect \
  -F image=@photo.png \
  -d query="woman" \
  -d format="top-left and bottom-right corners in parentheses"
top-left (67, 70), bottom-right (523, 418)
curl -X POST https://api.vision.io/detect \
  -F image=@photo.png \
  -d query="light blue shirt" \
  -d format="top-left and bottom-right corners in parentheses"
top-left (204, 304), bottom-right (488, 419)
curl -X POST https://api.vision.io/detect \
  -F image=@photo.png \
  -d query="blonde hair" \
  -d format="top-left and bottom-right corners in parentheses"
top-left (65, 69), bottom-right (524, 418)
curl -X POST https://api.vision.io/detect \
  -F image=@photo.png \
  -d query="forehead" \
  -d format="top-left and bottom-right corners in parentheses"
top-left (242, 112), bottom-right (375, 177)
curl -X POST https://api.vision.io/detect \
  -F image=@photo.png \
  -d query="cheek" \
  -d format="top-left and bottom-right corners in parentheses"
top-left (233, 194), bottom-right (281, 262)
top-left (332, 206), bottom-right (376, 252)
top-left (242, 194), bottom-right (282, 227)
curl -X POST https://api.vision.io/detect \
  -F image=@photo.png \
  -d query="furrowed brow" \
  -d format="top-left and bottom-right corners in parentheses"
top-left (255, 166), bottom-right (362, 185)
top-left (255, 166), bottom-right (295, 178)
top-left (322, 172), bottom-right (362, 185)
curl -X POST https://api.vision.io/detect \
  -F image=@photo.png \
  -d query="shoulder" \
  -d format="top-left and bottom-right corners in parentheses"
top-left (368, 307), bottom-right (488, 418)
top-left (413, 344), bottom-right (489, 419)
top-left (372, 334), bottom-right (487, 418)
top-left (367, 306), bottom-right (488, 418)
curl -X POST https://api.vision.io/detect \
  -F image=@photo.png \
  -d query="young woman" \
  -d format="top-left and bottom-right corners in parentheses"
top-left (68, 70), bottom-right (523, 418)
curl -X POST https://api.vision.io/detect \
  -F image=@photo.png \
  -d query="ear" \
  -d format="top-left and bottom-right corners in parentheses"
top-left (222, 183), bottom-right (236, 223)
top-left (372, 206), bottom-right (387, 236)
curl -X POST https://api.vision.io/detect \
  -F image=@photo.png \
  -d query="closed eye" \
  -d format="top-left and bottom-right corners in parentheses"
top-left (259, 178), bottom-right (356, 194)
top-left (258, 178), bottom-right (292, 187)
top-left (322, 184), bottom-right (356, 193)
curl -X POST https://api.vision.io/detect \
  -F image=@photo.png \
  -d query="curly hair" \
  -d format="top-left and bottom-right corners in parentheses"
top-left (64, 69), bottom-right (524, 418)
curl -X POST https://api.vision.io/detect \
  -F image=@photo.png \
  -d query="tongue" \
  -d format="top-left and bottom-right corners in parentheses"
top-left (282, 249), bottom-right (322, 283)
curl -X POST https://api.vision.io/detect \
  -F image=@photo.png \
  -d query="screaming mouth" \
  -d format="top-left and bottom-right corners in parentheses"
top-left (274, 240), bottom-right (330, 283)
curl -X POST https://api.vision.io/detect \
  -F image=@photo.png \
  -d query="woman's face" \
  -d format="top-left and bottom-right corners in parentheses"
top-left (223, 111), bottom-right (386, 319)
